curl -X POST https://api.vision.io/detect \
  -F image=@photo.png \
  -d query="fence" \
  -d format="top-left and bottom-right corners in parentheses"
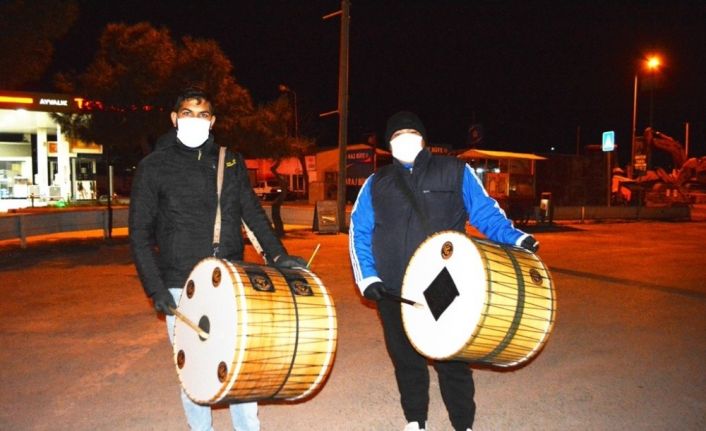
top-left (0, 203), bottom-right (692, 248)
top-left (0, 207), bottom-right (128, 248)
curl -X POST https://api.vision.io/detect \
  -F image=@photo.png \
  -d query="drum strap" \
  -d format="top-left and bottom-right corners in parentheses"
top-left (212, 147), bottom-right (268, 262)
top-left (393, 168), bottom-right (431, 235)
top-left (213, 146), bottom-right (226, 256)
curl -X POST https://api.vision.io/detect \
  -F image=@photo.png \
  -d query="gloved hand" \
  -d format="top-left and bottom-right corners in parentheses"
top-left (363, 281), bottom-right (387, 301)
top-left (520, 235), bottom-right (540, 253)
top-left (152, 289), bottom-right (176, 315)
top-left (273, 254), bottom-right (308, 269)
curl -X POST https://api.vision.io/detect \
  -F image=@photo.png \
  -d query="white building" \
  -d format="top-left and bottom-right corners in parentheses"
top-left (0, 91), bottom-right (101, 211)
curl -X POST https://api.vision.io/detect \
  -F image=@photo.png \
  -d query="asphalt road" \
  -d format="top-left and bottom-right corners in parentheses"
top-left (0, 220), bottom-right (705, 430)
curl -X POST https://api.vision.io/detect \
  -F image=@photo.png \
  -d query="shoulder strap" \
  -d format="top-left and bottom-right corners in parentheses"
top-left (392, 167), bottom-right (431, 235)
top-left (212, 146), bottom-right (226, 256)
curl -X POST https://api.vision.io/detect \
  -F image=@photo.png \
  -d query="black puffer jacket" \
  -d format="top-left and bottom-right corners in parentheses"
top-left (371, 149), bottom-right (467, 292)
top-left (129, 130), bottom-right (286, 298)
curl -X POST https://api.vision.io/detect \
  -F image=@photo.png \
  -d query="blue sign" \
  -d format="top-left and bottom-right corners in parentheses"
top-left (602, 131), bottom-right (615, 152)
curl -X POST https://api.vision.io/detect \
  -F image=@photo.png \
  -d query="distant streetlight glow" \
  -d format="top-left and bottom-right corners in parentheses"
top-left (646, 55), bottom-right (661, 71)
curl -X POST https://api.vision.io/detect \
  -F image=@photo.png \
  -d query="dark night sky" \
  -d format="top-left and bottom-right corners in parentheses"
top-left (45, 1), bottom-right (706, 165)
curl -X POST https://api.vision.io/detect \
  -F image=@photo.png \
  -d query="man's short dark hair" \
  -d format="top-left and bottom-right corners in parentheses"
top-left (173, 87), bottom-right (214, 113)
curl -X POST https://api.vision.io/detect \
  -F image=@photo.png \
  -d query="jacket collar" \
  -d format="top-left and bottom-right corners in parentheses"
top-left (392, 148), bottom-right (431, 173)
top-left (174, 133), bottom-right (217, 156)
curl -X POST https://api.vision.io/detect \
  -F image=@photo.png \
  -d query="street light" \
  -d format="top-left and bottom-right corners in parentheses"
top-left (278, 84), bottom-right (298, 139)
top-left (630, 53), bottom-right (663, 178)
top-left (646, 55), bottom-right (661, 127)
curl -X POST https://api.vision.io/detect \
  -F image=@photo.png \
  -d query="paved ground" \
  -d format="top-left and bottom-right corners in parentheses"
top-left (1, 220), bottom-right (705, 430)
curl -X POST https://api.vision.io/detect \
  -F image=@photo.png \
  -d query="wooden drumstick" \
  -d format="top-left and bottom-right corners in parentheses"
top-left (169, 306), bottom-right (209, 340)
top-left (381, 291), bottom-right (425, 309)
top-left (306, 243), bottom-right (321, 269)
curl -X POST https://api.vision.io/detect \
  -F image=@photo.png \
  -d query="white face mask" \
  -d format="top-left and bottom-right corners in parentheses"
top-left (390, 133), bottom-right (423, 164)
top-left (176, 117), bottom-right (211, 148)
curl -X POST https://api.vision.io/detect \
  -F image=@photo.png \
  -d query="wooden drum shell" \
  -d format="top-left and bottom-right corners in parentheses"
top-left (173, 258), bottom-right (337, 404)
top-left (401, 231), bottom-right (555, 367)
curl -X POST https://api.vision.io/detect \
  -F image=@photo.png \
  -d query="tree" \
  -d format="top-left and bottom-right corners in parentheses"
top-left (52, 21), bottom-right (312, 235)
top-left (0, 0), bottom-right (78, 89)
top-left (53, 22), bottom-right (255, 171)
top-left (171, 37), bottom-right (254, 142)
top-left (53, 22), bottom-right (175, 170)
top-left (239, 96), bottom-right (315, 236)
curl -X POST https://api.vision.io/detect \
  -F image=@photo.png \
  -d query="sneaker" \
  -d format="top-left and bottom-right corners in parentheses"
top-left (403, 421), bottom-right (426, 431)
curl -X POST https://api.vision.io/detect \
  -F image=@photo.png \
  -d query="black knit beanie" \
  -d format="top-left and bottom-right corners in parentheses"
top-left (385, 111), bottom-right (427, 146)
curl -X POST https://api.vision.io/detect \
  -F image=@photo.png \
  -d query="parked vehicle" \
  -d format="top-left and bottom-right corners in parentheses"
top-left (252, 180), bottom-right (282, 200)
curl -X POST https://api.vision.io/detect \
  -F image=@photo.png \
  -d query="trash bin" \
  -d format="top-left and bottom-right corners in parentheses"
top-left (538, 192), bottom-right (553, 224)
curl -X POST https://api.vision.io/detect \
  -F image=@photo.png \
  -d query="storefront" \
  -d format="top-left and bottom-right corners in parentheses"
top-left (0, 90), bottom-right (101, 209)
top-left (457, 148), bottom-right (546, 224)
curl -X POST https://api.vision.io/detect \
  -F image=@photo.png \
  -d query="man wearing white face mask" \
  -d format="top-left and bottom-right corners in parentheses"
top-left (130, 88), bottom-right (306, 431)
top-left (349, 111), bottom-right (539, 431)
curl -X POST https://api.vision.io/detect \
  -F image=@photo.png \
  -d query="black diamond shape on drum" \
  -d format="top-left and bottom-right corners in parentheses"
top-left (246, 267), bottom-right (275, 292)
top-left (281, 268), bottom-right (314, 296)
top-left (423, 267), bottom-right (459, 321)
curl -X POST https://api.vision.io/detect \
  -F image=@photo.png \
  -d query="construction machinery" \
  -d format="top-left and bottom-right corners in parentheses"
top-left (633, 127), bottom-right (706, 204)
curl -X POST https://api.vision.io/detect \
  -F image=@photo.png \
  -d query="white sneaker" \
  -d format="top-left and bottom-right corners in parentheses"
top-left (403, 421), bottom-right (426, 431)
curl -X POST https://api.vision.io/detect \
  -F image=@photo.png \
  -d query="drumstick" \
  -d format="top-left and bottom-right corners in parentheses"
top-left (381, 291), bottom-right (424, 309)
top-left (306, 243), bottom-right (321, 269)
top-left (169, 306), bottom-right (209, 340)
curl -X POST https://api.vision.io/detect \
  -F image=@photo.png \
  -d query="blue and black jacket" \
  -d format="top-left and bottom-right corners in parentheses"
top-left (349, 148), bottom-right (530, 295)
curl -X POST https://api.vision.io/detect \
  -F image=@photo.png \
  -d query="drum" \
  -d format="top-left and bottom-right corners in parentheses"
top-left (401, 230), bottom-right (555, 367)
top-left (173, 258), bottom-right (337, 404)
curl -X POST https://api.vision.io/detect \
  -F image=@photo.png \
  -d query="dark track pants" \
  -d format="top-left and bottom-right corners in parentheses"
top-left (378, 300), bottom-right (475, 431)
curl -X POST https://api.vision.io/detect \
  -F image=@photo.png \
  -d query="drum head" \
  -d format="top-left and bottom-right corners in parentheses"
top-left (173, 258), bottom-right (242, 403)
top-left (401, 231), bottom-right (486, 359)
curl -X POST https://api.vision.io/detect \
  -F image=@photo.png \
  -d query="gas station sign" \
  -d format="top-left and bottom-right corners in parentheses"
top-left (0, 91), bottom-right (82, 113)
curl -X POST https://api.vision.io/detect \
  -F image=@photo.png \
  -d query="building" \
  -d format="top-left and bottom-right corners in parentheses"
top-left (457, 148), bottom-right (546, 223)
top-left (0, 90), bottom-right (101, 211)
top-left (308, 143), bottom-right (391, 203)
top-left (243, 143), bottom-right (392, 204)
top-left (244, 156), bottom-right (306, 198)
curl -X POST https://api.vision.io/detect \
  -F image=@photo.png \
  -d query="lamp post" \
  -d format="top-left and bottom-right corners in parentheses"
top-left (630, 54), bottom-right (662, 178)
top-left (278, 84), bottom-right (298, 139)
top-left (631, 73), bottom-right (638, 178)
top-left (646, 55), bottom-right (661, 128)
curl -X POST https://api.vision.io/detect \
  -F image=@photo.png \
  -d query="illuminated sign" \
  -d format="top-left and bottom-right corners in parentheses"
top-left (0, 91), bottom-right (165, 113)
top-left (0, 95), bottom-right (33, 104)
top-left (0, 91), bottom-right (80, 113)
top-left (38, 98), bottom-right (69, 107)
top-left (602, 131), bottom-right (615, 152)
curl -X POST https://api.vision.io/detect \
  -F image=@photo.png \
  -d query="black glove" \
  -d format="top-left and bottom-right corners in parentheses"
top-left (152, 289), bottom-right (176, 315)
top-left (520, 235), bottom-right (540, 253)
top-left (363, 281), bottom-right (386, 301)
top-left (273, 254), bottom-right (307, 269)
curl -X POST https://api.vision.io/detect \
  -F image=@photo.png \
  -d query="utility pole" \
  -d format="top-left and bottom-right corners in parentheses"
top-left (323, 0), bottom-right (350, 232)
top-left (336, 0), bottom-right (350, 232)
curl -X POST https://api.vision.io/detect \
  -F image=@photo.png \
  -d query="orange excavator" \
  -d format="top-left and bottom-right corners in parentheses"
top-left (636, 127), bottom-right (706, 204)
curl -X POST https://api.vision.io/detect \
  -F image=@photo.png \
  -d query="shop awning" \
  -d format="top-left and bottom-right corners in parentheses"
top-left (457, 149), bottom-right (546, 161)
